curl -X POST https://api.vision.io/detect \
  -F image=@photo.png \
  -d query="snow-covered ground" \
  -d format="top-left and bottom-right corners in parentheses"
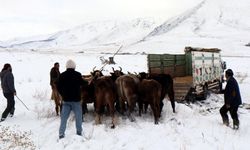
top-left (0, 50), bottom-right (250, 150)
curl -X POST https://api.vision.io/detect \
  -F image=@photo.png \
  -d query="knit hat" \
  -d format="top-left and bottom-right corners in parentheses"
top-left (66, 59), bottom-right (76, 69)
top-left (225, 69), bottom-right (234, 76)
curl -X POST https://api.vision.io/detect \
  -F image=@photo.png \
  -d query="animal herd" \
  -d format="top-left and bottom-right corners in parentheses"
top-left (54, 67), bottom-right (175, 129)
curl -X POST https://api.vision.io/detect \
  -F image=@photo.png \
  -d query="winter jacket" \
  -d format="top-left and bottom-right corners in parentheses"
top-left (56, 69), bottom-right (87, 102)
top-left (224, 76), bottom-right (242, 107)
top-left (50, 67), bottom-right (60, 86)
top-left (0, 70), bottom-right (16, 94)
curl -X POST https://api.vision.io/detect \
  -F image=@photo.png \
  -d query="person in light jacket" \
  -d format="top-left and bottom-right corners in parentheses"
top-left (220, 69), bottom-right (242, 129)
top-left (0, 63), bottom-right (16, 122)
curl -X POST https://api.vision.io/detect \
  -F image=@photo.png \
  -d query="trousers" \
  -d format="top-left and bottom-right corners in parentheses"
top-left (1, 92), bottom-right (15, 119)
top-left (59, 101), bottom-right (82, 136)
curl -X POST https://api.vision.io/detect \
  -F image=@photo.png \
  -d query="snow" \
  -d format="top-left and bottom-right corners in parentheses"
top-left (1, 0), bottom-right (250, 149)
top-left (0, 50), bottom-right (250, 150)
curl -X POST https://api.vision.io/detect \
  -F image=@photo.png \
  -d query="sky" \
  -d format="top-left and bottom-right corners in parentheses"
top-left (0, 0), bottom-right (202, 41)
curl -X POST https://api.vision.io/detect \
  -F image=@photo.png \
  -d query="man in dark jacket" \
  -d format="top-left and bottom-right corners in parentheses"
top-left (0, 63), bottom-right (16, 122)
top-left (220, 69), bottom-right (242, 129)
top-left (50, 62), bottom-right (60, 86)
top-left (50, 62), bottom-right (61, 115)
top-left (56, 59), bottom-right (87, 139)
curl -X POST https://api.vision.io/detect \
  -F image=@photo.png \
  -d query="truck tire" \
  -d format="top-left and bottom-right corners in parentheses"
top-left (185, 88), bottom-right (196, 102)
top-left (196, 85), bottom-right (208, 100)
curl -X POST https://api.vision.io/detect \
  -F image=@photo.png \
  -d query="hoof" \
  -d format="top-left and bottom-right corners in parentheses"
top-left (111, 124), bottom-right (115, 129)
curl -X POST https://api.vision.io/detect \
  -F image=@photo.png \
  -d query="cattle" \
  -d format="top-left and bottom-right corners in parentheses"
top-left (109, 67), bottom-right (125, 112)
top-left (93, 76), bottom-right (117, 128)
top-left (81, 67), bottom-right (104, 114)
top-left (139, 72), bottom-right (175, 113)
top-left (138, 79), bottom-right (162, 124)
top-left (91, 66), bottom-right (104, 79)
top-left (81, 79), bottom-right (95, 114)
top-left (110, 67), bottom-right (124, 81)
top-left (115, 74), bottom-right (139, 121)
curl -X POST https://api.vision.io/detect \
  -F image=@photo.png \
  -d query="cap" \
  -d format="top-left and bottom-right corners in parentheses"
top-left (225, 69), bottom-right (234, 76)
top-left (66, 59), bottom-right (76, 69)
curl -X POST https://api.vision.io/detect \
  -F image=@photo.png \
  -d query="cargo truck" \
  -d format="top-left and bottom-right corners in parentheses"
top-left (147, 47), bottom-right (226, 101)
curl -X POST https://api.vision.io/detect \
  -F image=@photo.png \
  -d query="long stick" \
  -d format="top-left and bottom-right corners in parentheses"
top-left (15, 95), bottom-right (30, 111)
top-left (112, 45), bottom-right (123, 58)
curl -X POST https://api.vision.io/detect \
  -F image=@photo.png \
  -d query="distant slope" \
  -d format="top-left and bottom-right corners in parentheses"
top-left (1, 0), bottom-right (249, 55)
top-left (0, 18), bottom-right (160, 51)
top-left (126, 0), bottom-right (250, 55)
top-left (144, 0), bottom-right (206, 39)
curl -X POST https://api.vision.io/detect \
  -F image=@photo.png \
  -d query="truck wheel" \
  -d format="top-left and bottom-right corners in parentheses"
top-left (201, 85), bottom-right (208, 100)
top-left (185, 88), bottom-right (195, 102)
top-left (196, 85), bottom-right (208, 100)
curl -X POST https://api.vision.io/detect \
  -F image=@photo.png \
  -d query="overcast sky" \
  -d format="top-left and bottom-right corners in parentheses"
top-left (0, 0), bottom-right (202, 41)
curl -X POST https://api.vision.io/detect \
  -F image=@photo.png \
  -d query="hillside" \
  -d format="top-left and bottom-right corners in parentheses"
top-left (127, 0), bottom-right (250, 55)
top-left (0, 0), bottom-right (249, 55)
top-left (0, 18), bottom-right (161, 53)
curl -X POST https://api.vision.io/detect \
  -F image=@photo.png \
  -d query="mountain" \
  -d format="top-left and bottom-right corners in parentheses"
top-left (0, 18), bottom-right (161, 52)
top-left (127, 0), bottom-right (250, 55)
top-left (1, 0), bottom-right (250, 55)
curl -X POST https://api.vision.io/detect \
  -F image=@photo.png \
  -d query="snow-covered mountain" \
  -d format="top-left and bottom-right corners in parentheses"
top-left (0, 0), bottom-right (250, 55)
top-left (128, 0), bottom-right (250, 55)
top-left (0, 18), bottom-right (161, 52)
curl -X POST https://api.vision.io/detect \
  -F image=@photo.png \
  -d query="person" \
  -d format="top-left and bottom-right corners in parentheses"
top-left (50, 62), bottom-right (60, 87)
top-left (220, 69), bottom-right (242, 129)
top-left (0, 63), bottom-right (16, 122)
top-left (56, 59), bottom-right (87, 139)
top-left (50, 62), bottom-right (61, 115)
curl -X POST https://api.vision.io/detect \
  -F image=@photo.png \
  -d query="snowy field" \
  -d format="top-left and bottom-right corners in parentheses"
top-left (0, 50), bottom-right (250, 150)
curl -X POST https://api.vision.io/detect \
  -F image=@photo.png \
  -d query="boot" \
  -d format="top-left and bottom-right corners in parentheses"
top-left (223, 119), bottom-right (229, 126)
top-left (233, 119), bottom-right (239, 130)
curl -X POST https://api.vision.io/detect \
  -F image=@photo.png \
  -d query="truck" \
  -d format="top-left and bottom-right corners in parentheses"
top-left (147, 47), bottom-right (226, 102)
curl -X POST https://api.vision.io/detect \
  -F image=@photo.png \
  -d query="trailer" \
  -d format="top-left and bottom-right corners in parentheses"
top-left (147, 47), bottom-right (226, 101)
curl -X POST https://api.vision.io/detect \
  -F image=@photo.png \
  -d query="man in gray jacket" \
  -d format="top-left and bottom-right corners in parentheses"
top-left (0, 63), bottom-right (16, 122)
